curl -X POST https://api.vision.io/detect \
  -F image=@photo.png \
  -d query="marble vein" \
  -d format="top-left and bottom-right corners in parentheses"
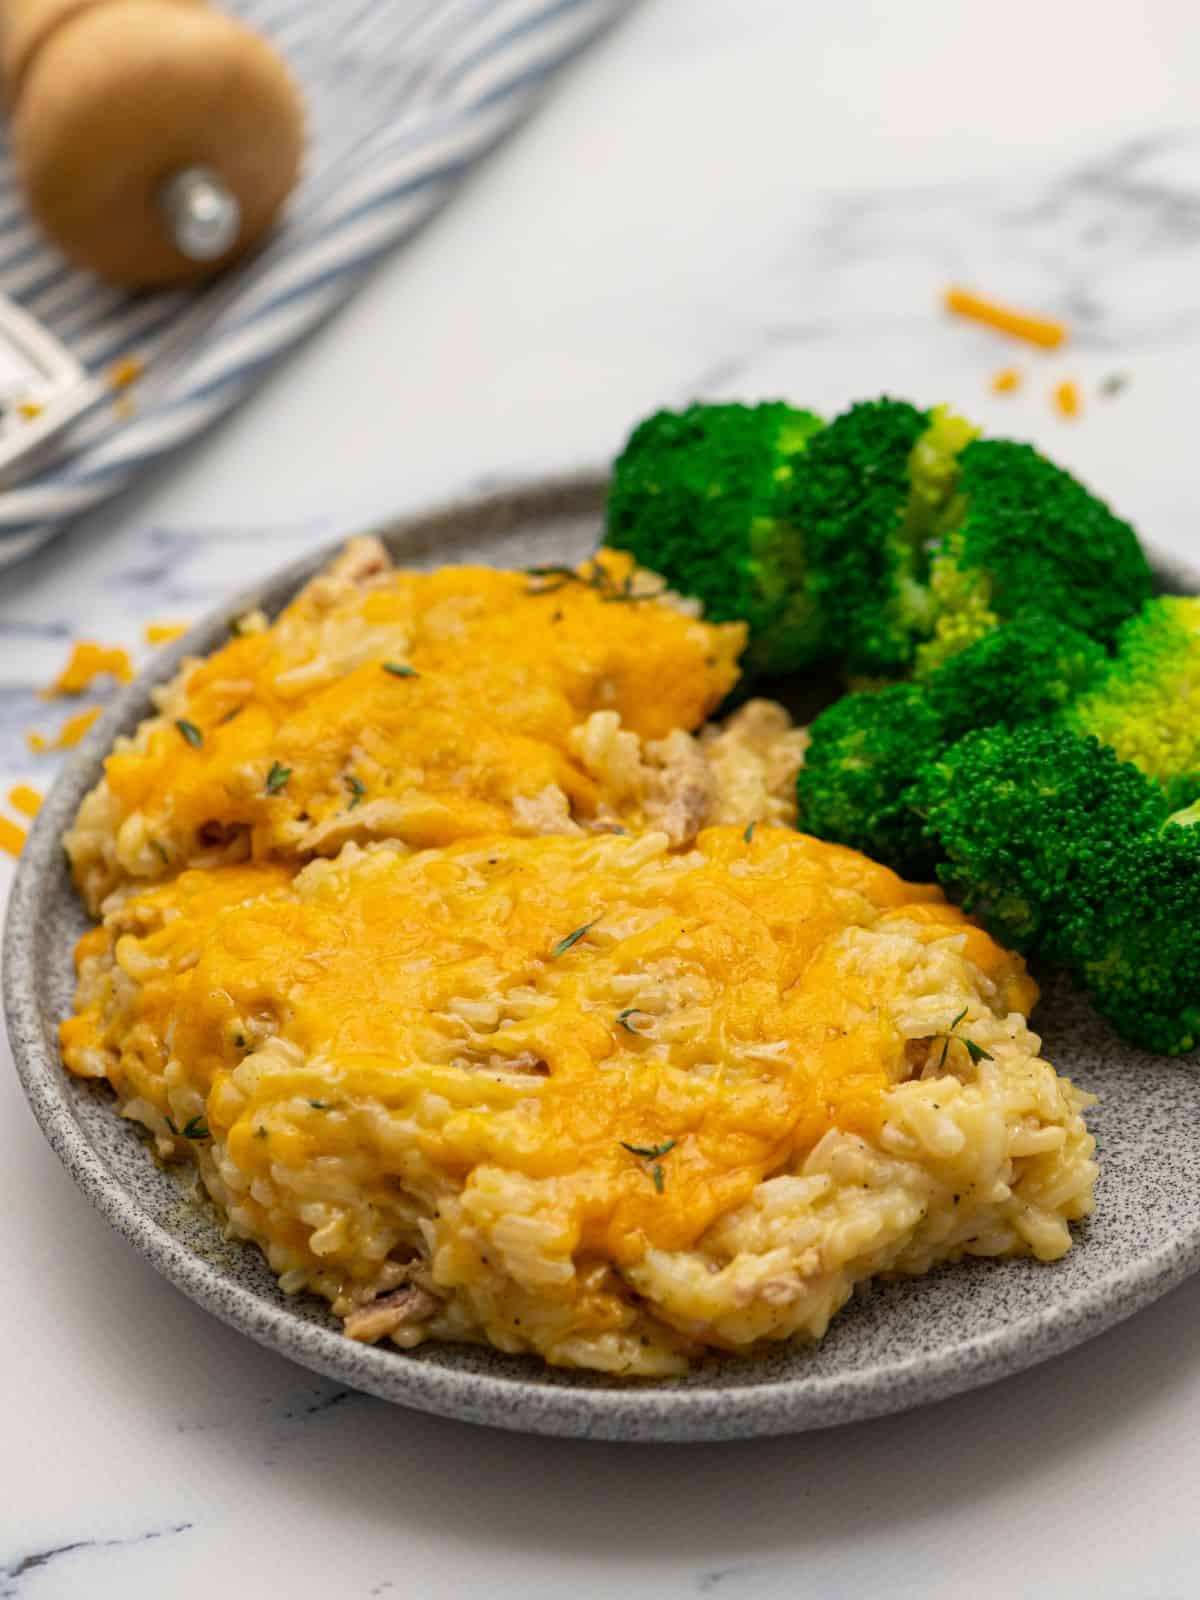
top-left (0, 1523), bottom-right (193, 1600)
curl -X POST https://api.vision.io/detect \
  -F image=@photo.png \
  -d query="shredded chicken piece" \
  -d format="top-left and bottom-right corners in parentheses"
top-left (511, 785), bottom-right (581, 836)
top-left (299, 536), bottom-right (392, 611)
top-left (487, 1050), bottom-right (550, 1076)
top-left (343, 1284), bottom-right (439, 1344)
top-left (644, 729), bottom-right (716, 847)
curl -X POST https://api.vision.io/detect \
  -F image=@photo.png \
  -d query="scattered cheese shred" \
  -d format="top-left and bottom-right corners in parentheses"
top-left (28, 706), bottom-right (102, 753)
top-left (944, 286), bottom-right (1068, 350)
top-left (108, 356), bottom-right (143, 391)
top-left (44, 641), bottom-right (134, 698)
top-left (0, 816), bottom-right (25, 857)
top-left (144, 621), bottom-right (188, 646)
top-left (8, 784), bottom-right (42, 818)
top-left (990, 367), bottom-right (1023, 394)
top-left (1053, 379), bottom-right (1082, 420)
top-left (17, 399), bottom-right (43, 420)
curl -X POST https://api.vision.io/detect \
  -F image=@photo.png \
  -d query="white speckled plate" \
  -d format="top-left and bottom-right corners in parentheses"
top-left (7, 475), bottom-right (1200, 1443)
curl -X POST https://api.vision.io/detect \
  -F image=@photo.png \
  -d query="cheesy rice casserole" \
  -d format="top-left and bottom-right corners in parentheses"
top-left (60, 544), bottom-right (1098, 1375)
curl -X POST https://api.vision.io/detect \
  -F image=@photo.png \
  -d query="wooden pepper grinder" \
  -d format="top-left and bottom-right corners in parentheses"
top-left (1, 0), bottom-right (305, 288)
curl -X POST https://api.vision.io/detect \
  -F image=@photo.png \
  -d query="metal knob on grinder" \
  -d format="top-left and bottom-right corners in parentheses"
top-left (0, 0), bottom-right (305, 289)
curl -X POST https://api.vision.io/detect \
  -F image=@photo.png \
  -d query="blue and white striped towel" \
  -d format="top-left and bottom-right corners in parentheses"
top-left (0, 0), bottom-right (632, 564)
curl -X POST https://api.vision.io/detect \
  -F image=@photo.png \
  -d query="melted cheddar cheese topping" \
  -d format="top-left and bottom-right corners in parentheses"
top-left (69, 549), bottom-right (744, 910)
top-left (64, 828), bottom-right (1039, 1336)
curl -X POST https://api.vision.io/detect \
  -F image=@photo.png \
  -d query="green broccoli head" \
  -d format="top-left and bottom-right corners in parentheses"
top-left (912, 723), bottom-right (1167, 953)
top-left (788, 401), bottom-right (1146, 682)
top-left (916, 439), bottom-right (1153, 674)
top-left (604, 402), bottom-right (824, 673)
top-left (926, 614), bottom-right (1108, 741)
top-left (792, 400), bottom-right (973, 678)
top-left (797, 615), bottom-right (1107, 875)
top-left (796, 684), bottom-right (943, 878)
top-left (606, 396), bottom-right (1153, 691)
top-left (1062, 595), bottom-right (1200, 788)
top-left (1059, 814), bottom-right (1200, 1054)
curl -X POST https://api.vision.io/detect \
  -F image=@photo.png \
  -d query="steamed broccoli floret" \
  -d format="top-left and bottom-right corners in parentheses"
top-left (915, 439), bottom-right (1153, 675)
top-left (1059, 809), bottom-right (1200, 1054)
top-left (798, 617), bottom-right (1107, 872)
top-left (925, 614), bottom-right (1107, 740)
top-left (912, 724), bottom-right (1167, 953)
top-left (604, 402), bottom-right (824, 672)
top-left (606, 395), bottom-right (1152, 689)
top-left (1062, 596), bottom-right (1200, 787)
top-left (792, 400), bottom-right (973, 678)
top-left (795, 685), bottom-right (942, 878)
top-left (791, 399), bottom-right (1148, 681)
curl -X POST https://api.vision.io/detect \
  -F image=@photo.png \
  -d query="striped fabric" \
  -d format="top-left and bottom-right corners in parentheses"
top-left (0, 0), bottom-right (632, 562)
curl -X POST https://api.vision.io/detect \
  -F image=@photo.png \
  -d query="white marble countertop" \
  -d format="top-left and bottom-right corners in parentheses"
top-left (4, 1), bottom-right (1200, 1593)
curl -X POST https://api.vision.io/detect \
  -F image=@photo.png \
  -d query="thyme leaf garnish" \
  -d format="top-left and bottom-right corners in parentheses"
top-left (619, 1137), bottom-right (676, 1193)
top-left (265, 760), bottom-right (292, 794)
top-left (175, 718), bottom-right (203, 748)
top-left (345, 774), bottom-right (366, 809)
top-left (620, 1139), bottom-right (677, 1160)
top-left (382, 661), bottom-right (418, 678)
top-left (934, 1006), bottom-right (993, 1069)
top-left (525, 560), bottom-right (655, 604)
top-left (550, 918), bottom-right (599, 958)
top-left (525, 564), bottom-right (581, 596)
top-left (181, 1115), bottom-right (210, 1140)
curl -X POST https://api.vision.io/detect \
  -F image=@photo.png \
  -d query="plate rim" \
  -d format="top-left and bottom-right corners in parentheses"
top-left (7, 471), bottom-right (1200, 1443)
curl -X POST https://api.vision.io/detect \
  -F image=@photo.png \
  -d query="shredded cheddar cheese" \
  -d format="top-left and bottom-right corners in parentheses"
top-left (108, 356), bottom-right (143, 391)
top-left (0, 816), bottom-right (26, 857)
top-left (28, 706), bottom-right (102, 753)
top-left (1053, 379), bottom-right (1082, 420)
top-left (8, 784), bottom-right (42, 818)
top-left (944, 286), bottom-right (1068, 350)
top-left (990, 367), bottom-right (1023, 394)
top-left (44, 641), bottom-right (134, 697)
top-left (144, 621), bottom-right (188, 646)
